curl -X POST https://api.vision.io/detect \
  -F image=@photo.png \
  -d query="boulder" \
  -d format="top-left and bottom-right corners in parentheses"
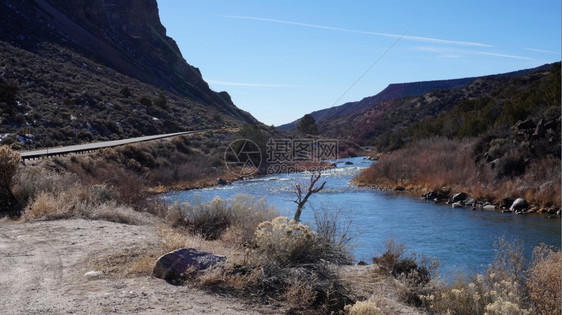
top-left (482, 205), bottom-right (496, 211)
top-left (216, 178), bottom-right (227, 185)
top-left (422, 190), bottom-right (448, 201)
top-left (464, 198), bottom-right (476, 207)
top-left (152, 248), bottom-right (226, 282)
top-left (510, 198), bottom-right (528, 212)
top-left (501, 198), bottom-right (515, 209)
top-left (344, 161), bottom-right (354, 165)
top-left (448, 192), bottom-right (468, 204)
top-left (452, 201), bottom-right (463, 208)
top-left (422, 191), bottom-right (437, 200)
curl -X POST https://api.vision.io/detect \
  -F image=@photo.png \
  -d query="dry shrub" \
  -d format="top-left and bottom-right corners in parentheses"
top-left (344, 300), bottom-right (383, 315)
top-left (356, 136), bottom-right (561, 209)
top-left (167, 195), bottom-right (278, 243)
top-left (251, 217), bottom-right (318, 265)
top-left (372, 240), bottom-right (437, 307)
top-left (0, 145), bottom-right (21, 216)
top-left (283, 274), bottom-right (318, 309)
top-left (355, 137), bottom-right (476, 191)
top-left (526, 244), bottom-right (561, 315)
top-left (23, 184), bottom-right (152, 225)
top-left (197, 216), bottom-right (354, 312)
top-left (313, 206), bottom-right (354, 265)
top-left (422, 238), bottom-right (530, 314)
top-left (13, 168), bottom-right (83, 205)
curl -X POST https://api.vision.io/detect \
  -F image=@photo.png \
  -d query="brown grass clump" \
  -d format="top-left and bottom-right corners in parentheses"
top-left (0, 145), bottom-right (21, 216)
top-left (526, 244), bottom-right (561, 315)
top-left (166, 195), bottom-right (278, 244)
top-left (23, 184), bottom-right (152, 225)
top-left (344, 300), bottom-right (383, 315)
top-left (419, 239), bottom-right (562, 315)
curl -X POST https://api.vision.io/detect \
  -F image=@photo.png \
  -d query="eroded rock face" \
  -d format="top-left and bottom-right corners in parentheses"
top-left (0, 0), bottom-right (255, 123)
top-left (152, 248), bottom-right (226, 282)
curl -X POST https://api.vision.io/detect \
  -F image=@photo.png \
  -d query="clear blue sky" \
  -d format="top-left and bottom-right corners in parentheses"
top-left (157, 1), bottom-right (561, 126)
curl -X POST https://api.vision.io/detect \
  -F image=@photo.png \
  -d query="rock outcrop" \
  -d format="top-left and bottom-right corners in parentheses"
top-left (0, 0), bottom-right (255, 123)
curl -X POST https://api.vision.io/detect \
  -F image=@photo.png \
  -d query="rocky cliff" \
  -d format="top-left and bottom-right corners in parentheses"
top-left (0, 0), bottom-right (254, 122)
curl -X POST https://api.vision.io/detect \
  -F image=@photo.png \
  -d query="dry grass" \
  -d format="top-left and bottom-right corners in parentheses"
top-left (23, 184), bottom-right (152, 225)
top-left (338, 264), bottom-right (423, 315)
top-left (166, 195), bottom-right (278, 243)
top-left (355, 137), bottom-right (561, 210)
top-left (526, 244), bottom-right (561, 315)
top-left (371, 240), bottom-right (438, 307)
top-left (0, 145), bottom-right (21, 216)
top-left (195, 216), bottom-right (355, 312)
top-left (419, 239), bottom-right (561, 315)
top-left (344, 300), bottom-right (383, 315)
top-left (355, 137), bottom-right (477, 191)
top-left (89, 224), bottom-right (235, 278)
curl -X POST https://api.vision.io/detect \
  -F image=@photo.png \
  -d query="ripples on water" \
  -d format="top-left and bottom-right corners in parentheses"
top-left (163, 157), bottom-right (561, 277)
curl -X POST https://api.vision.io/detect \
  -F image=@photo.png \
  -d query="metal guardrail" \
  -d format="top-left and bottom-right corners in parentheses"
top-left (19, 131), bottom-right (195, 160)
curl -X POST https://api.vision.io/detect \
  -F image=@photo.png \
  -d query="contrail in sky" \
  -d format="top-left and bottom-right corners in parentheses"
top-left (220, 15), bottom-right (493, 48)
top-left (331, 23), bottom-right (415, 107)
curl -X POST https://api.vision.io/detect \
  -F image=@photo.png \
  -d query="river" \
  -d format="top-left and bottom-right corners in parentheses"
top-left (163, 156), bottom-right (561, 277)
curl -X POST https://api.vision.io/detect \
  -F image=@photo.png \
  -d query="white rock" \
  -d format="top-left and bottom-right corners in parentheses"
top-left (84, 270), bottom-right (103, 278)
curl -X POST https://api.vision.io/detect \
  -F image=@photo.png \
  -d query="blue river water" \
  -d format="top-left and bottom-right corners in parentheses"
top-left (163, 156), bottom-right (561, 277)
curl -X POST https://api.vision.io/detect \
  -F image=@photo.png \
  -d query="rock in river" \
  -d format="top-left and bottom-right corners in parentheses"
top-left (448, 192), bottom-right (468, 204)
top-left (510, 198), bottom-right (528, 212)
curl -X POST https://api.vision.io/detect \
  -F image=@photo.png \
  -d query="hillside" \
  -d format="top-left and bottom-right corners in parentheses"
top-left (319, 63), bottom-right (560, 148)
top-left (353, 62), bottom-right (560, 213)
top-left (0, 0), bottom-right (257, 149)
top-left (278, 77), bottom-right (476, 131)
top-left (361, 62), bottom-right (560, 150)
top-left (279, 64), bottom-right (554, 139)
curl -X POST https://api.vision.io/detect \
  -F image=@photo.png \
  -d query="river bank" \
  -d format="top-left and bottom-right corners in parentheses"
top-left (354, 137), bottom-right (561, 216)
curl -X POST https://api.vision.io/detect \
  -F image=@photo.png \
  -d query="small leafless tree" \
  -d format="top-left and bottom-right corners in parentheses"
top-left (293, 170), bottom-right (326, 222)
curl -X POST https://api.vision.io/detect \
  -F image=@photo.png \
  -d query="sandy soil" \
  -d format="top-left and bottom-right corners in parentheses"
top-left (0, 219), bottom-right (283, 314)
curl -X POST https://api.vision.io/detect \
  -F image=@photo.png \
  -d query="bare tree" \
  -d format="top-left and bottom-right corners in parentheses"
top-left (293, 170), bottom-right (326, 222)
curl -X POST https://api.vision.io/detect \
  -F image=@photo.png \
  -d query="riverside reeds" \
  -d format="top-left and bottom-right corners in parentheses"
top-left (355, 137), bottom-right (561, 211)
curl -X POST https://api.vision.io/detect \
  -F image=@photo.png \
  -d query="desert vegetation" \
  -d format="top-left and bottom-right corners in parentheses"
top-left (342, 238), bottom-right (561, 315)
top-left (0, 42), bottom-right (244, 150)
top-left (0, 145), bottom-right (21, 216)
top-left (356, 133), bottom-right (561, 212)
top-left (2, 140), bottom-right (560, 313)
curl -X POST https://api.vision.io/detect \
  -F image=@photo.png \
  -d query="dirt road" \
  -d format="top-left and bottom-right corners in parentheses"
top-left (0, 219), bottom-right (280, 314)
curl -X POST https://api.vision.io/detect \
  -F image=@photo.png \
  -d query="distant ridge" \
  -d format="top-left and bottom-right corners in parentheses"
top-left (278, 63), bottom-right (553, 131)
